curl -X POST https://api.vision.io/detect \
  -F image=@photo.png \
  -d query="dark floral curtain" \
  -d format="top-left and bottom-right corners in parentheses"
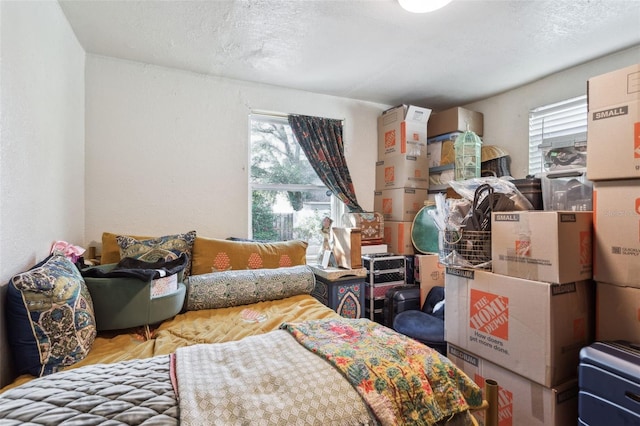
top-left (288, 114), bottom-right (363, 213)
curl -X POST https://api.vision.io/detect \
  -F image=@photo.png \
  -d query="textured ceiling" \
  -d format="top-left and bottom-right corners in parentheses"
top-left (59, 0), bottom-right (640, 110)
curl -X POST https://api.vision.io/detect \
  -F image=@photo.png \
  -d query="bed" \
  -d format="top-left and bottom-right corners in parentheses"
top-left (0, 234), bottom-right (498, 425)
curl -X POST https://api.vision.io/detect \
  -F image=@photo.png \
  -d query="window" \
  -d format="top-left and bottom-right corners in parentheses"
top-left (528, 95), bottom-right (587, 175)
top-left (249, 113), bottom-right (343, 259)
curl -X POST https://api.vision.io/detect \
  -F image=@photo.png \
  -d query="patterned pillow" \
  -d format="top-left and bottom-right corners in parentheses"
top-left (6, 254), bottom-right (97, 377)
top-left (117, 231), bottom-right (196, 277)
top-left (190, 237), bottom-right (308, 275)
top-left (100, 232), bottom-right (152, 264)
top-left (185, 265), bottom-right (315, 311)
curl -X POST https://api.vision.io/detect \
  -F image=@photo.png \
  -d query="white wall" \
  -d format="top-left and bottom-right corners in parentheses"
top-left (465, 45), bottom-right (640, 179)
top-left (84, 55), bottom-right (386, 249)
top-left (0, 1), bottom-right (85, 387)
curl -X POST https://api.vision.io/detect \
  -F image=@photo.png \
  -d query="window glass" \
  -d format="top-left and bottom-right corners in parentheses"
top-left (528, 95), bottom-right (587, 175)
top-left (249, 114), bottom-right (341, 259)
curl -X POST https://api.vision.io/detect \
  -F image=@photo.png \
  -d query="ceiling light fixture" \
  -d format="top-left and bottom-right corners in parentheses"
top-left (398, 0), bottom-right (453, 13)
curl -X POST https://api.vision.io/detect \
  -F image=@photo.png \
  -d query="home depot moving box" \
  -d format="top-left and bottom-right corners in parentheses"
top-left (593, 179), bottom-right (640, 288)
top-left (374, 188), bottom-right (427, 222)
top-left (586, 63), bottom-right (640, 181)
top-left (375, 155), bottom-right (429, 190)
top-left (596, 282), bottom-right (640, 342)
top-left (491, 211), bottom-right (593, 284)
top-left (445, 268), bottom-right (594, 387)
top-left (448, 344), bottom-right (579, 426)
top-left (377, 105), bottom-right (431, 159)
top-left (427, 107), bottom-right (484, 138)
top-left (414, 253), bottom-right (444, 306)
top-left (383, 221), bottom-right (414, 255)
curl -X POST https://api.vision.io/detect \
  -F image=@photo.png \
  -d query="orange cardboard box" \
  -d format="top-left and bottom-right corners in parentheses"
top-left (491, 211), bottom-right (593, 285)
top-left (375, 155), bottom-right (429, 190)
top-left (414, 253), bottom-right (444, 306)
top-left (377, 105), bottom-right (431, 160)
top-left (373, 188), bottom-right (427, 222)
top-left (593, 179), bottom-right (640, 288)
top-left (445, 268), bottom-right (594, 387)
top-left (586, 63), bottom-right (640, 181)
top-left (427, 106), bottom-right (483, 138)
top-left (448, 344), bottom-right (579, 426)
top-left (383, 221), bottom-right (414, 255)
top-left (596, 282), bottom-right (640, 341)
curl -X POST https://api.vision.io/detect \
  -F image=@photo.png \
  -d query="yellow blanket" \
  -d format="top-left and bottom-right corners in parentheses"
top-left (3, 294), bottom-right (339, 391)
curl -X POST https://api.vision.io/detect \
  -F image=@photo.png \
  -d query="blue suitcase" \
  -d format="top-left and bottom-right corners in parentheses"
top-left (578, 341), bottom-right (640, 425)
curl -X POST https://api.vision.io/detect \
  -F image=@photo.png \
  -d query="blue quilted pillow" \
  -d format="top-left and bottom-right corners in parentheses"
top-left (6, 254), bottom-right (97, 377)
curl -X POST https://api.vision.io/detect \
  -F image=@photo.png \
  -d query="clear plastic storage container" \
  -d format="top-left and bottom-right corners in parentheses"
top-left (538, 168), bottom-right (593, 211)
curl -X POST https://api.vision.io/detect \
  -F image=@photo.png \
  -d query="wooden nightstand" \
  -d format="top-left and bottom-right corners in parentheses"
top-left (309, 265), bottom-right (366, 319)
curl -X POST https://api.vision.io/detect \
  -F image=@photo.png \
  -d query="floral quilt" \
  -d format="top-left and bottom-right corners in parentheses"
top-left (281, 318), bottom-right (483, 426)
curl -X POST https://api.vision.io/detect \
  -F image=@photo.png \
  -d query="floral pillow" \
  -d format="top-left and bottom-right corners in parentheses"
top-left (116, 231), bottom-right (196, 277)
top-left (6, 254), bottom-right (97, 377)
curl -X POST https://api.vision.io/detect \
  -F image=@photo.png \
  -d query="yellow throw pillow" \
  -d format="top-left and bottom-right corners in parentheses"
top-left (101, 232), bottom-right (151, 264)
top-left (191, 237), bottom-right (308, 276)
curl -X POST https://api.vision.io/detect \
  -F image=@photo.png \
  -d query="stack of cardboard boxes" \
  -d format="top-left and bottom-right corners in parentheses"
top-left (374, 105), bottom-right (431, 255)
top-left (442, 64), bottom-right (639, 425)
top-left (445, 210), bottom-right (594, 425)
top-left (586, 64), bottom-right (640, 344)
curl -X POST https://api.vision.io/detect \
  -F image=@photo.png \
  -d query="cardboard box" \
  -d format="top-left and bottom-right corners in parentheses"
top-left (491, 211), bottom-right (593, 284)
top-left (593, 179), bottom-right (640, 288)
top-left (448, 344), bottom-right (579, 426)
top-left (427, 107), bottom-right (484, 138)
top-left (586, 63), bottom-right (640, 181)
top-left (414, 253), bottom-right (445, 306)
top-left (375, 155), bottom-right (429, 190)
top-left (427, 132), bottom-right (459, 167)
top-left (445, 268), bottom-right (594, 387)
top-left (332, 227), bottom-right (362, 269)
top-left (374, 188), bottom-right (427, 222)
top-left (596, 282), bottom-right (640, 341)
top-left (377, 105), bottom-right (431, 159)
top-left (383, 221), bottom-right (415, 255)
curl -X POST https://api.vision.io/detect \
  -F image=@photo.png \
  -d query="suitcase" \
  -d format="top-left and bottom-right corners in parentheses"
top-left (578, 341), bottom-right (640, 425)
top-left (383, 285), bottom-right (420, 328)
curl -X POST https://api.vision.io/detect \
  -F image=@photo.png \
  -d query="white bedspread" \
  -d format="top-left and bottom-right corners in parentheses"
top-left (175, 329), bottom-right (376, 426)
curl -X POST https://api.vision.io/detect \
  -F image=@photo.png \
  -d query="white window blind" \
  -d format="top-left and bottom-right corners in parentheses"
top-left (528, 95), bottom-right (587, 175)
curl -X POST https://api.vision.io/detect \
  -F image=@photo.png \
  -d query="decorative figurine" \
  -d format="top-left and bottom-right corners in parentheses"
top-left (318, 216), bottom-right (336, 267)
